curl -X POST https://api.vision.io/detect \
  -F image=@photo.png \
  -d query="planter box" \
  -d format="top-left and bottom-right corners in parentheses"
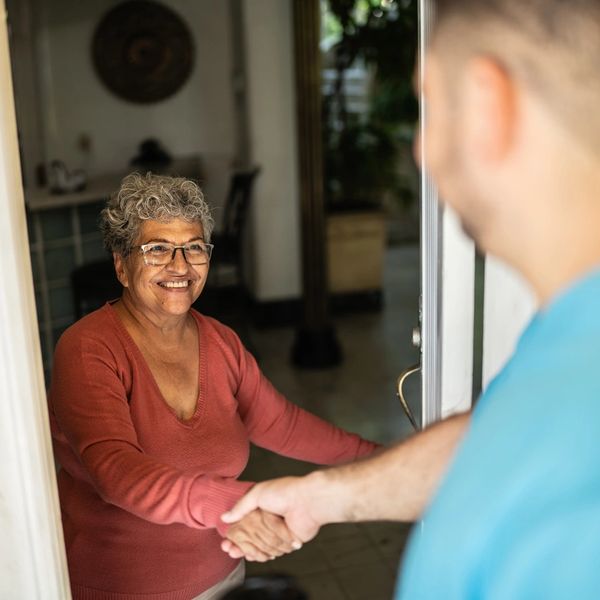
top-left (327, 211), bottom-right (386, 294)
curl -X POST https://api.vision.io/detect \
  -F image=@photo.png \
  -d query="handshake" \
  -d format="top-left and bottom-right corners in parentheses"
top-left (220, 472), bottom-right (336, 562)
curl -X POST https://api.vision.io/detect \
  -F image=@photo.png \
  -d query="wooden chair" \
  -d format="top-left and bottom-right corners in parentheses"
top-left (208, 167), bottom-right (261, 290)
top-left (71, 257), bottom-right (121, 319)
top-left (195, 167), bottom-right (261, 353)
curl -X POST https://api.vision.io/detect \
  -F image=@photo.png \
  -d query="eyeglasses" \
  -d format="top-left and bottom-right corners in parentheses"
top-left (134, 241), bottom-right (214, 266)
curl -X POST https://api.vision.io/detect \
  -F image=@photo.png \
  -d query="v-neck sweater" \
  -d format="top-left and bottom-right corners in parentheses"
top-left (48, 303), bottom-right (378, 600)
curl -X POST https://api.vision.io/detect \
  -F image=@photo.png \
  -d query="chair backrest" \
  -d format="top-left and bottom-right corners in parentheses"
top-left (71, 257), bottom-right (121, 320)
top-left (220, 167), bottom-right (261, 252)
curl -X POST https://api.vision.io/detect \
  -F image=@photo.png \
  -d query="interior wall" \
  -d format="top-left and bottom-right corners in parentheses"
top-left (23, 0), bottom-right (301, 304)
top-left (34, 0), bottom-right (236, 177)
top-left (482, 256), bottom-right (535, 388)
top-left (242, 0), bottom-right (301, 301)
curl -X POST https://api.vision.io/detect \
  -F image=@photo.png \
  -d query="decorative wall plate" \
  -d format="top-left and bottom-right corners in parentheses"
top-left (92, 0), bottom-right (194, 103)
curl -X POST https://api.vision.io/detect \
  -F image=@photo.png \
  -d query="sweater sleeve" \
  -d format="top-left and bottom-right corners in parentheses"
top-left (50, 330), bottom-right (252, 536)
top-left (229, 333), bottom-right (381, 464)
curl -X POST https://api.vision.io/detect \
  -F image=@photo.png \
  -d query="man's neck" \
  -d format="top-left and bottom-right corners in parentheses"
top-left (510, 197), bottom-right (600, 306)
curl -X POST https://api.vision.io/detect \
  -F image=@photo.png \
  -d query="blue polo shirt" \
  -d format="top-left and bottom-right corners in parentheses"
top-left (397, 269), bottom-right (600, 599)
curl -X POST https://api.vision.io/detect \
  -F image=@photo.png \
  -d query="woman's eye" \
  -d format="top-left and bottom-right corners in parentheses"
top-left (187, 243), bottom-right (204, 252)
top-left (148, 244), bottom-right (169, 253)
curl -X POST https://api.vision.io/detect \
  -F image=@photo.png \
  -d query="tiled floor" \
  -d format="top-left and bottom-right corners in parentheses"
top-left (240, 244), bottom-right (420, 600)
top-left (244, 521), bottom-right (413, 600)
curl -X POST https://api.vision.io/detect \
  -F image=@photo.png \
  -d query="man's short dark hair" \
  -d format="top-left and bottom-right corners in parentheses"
top-left (432, 0), bottom-right (600, 153)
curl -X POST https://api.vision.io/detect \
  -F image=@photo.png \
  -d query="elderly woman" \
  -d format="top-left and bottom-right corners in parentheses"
top-left (48, 173), bottom-right (379, 600)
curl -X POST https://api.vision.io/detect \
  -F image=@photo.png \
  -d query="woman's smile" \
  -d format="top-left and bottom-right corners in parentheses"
top-left (157, 279), bottom-right (194, 290)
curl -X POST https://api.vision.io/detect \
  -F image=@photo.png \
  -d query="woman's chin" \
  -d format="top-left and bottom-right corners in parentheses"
top-left (154, 284), bottom-right (203, 314)
top-left (157, 294), bottom-right (196, 316)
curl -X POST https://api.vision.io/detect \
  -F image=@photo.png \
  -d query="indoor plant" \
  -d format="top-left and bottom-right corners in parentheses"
top-left (322, 0), bottom-right (418, 297)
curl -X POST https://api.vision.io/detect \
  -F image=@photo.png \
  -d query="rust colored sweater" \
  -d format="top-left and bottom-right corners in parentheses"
top-left (48, 303), bottom-right (378, 600)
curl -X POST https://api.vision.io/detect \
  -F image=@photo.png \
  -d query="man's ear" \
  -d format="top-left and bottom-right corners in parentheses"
top-left (113, 252), bottom-right (129, 288)
top-left (463, 56), bottom-right (516, 161)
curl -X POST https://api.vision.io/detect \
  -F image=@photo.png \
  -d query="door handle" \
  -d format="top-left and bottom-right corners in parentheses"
top-left (396, 363), bottom-right (421, 431)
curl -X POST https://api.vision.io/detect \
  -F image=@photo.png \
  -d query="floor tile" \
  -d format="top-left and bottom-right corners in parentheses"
top-left (297, 572), bottom-right (347, 600)
top-left (247, 540), bottom-right (330, 578)
top-left (319, 534), bottom-right (381, 569)
top-left (336, 560), bottom-right (398, 600)
top-left (317, 522), bottom-right (363, 543)
top-left (362, 521), bottom-right (415, 574)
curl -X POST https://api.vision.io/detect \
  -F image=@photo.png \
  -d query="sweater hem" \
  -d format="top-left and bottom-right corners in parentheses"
top-left (70, 561), bottom-right (240, 600)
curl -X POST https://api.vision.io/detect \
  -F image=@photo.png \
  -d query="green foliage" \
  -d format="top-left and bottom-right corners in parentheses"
top-left (326, 116), bottom-right (400, 207)
top-left (323, 0), bottom-right (418, 210)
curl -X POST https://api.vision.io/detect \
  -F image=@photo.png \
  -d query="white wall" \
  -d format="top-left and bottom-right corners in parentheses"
top-left (242, 0), bottom-right (301, 300)
top-left (440, 208), bottom-right (475, 418)
top-left (35, 0), bottom-right (236, 176)
top-left (32, 0), bottom-right (302, 301)
top-left (25, 0), bottom-right (301, 302)
top-left (483, 256), bottom-right (536, 387)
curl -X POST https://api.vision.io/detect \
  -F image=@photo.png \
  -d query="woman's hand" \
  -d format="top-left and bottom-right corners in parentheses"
top-left (221, 508), bottom-right (302, 562)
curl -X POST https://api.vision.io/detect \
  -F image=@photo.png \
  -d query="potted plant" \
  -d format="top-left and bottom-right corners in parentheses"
top-left (322, 0), bottom-right (418, 297)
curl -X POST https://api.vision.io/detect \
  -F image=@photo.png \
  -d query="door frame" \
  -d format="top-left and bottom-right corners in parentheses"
top-left (418, 0), bottom-right (475, 426)
top-left (0, 0), bottom-right (71, 596)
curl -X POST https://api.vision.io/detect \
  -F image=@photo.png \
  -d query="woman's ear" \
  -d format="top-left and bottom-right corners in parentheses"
top-left (113, 252), bottom-right (129, 288)
top-left (463, 56), bottom-right (517, 162)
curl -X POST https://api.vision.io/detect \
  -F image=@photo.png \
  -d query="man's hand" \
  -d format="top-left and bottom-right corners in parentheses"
top-left (222, 475), bottom-right (327, 550)
top-left (221, 412), bottom-right (469, 562)
top-left (221, 508), bottom-right (302, 562)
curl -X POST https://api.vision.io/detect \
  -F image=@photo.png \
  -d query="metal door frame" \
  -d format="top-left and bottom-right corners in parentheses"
top-left (418, 0), bottom-right (476, 427)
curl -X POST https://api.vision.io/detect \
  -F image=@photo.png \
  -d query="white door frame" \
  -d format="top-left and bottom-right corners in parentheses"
top-left (0, 1), bottom-right (71, 596)
top-left (419, 0), bottom-right (475, 426)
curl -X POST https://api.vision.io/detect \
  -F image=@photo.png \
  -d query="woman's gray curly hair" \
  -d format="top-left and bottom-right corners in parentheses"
top-left (100, 172), bottom-right (214, 256)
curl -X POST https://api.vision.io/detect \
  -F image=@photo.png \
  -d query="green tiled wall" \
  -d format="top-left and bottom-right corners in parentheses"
top-left (79, 201), bottom-right (105, 234)
top-left (28, 202), bottom-right (106, 376)
top-left (40, 207), bottom-right (72, 241)
top-left (49, 285), bottom-right (74, 320)
top-left (82, 237), bottom-right (110, 262)
top-left (45, 245), bottom-right (76, 280)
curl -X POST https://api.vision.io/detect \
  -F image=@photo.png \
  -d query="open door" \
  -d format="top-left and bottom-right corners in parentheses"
top-left (415, 0), bottom-right (476, 429)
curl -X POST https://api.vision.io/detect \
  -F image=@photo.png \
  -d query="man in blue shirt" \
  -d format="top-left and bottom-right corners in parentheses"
top-left (221, 0), bottom-right (600, 597)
